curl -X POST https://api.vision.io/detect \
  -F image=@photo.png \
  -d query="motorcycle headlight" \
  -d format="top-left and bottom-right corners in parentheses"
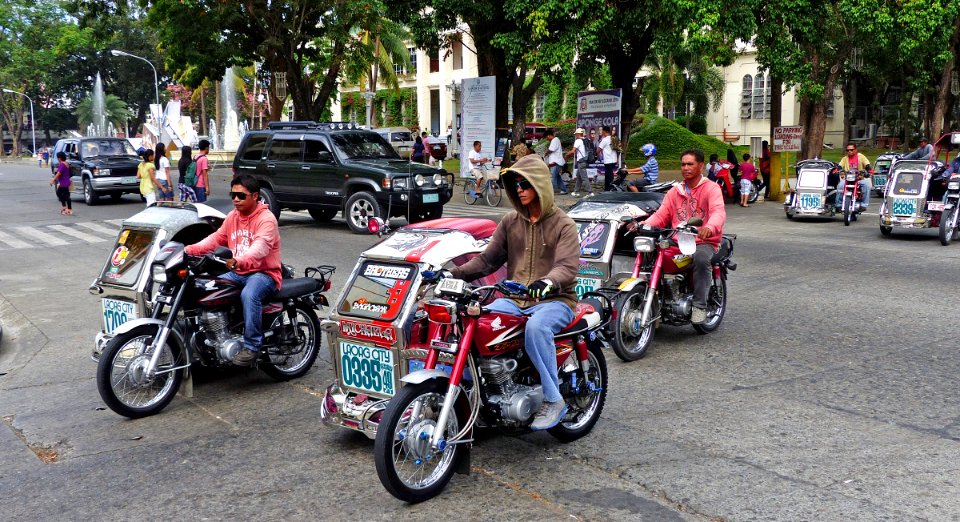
top-left (393, 177), bottom-right (408, 190)
top-left (151, 264), bottom-right (168, 284)
top-left (949, 181), bottom-right (960, 190)
top-left (845, 173), bottom-right (856, 182)
top-left (634, 237), bottom-right (656, 253)
top-left (433, 173), bottom-right (444, 186)
top-left (414, 174), bottom-right (425, 187)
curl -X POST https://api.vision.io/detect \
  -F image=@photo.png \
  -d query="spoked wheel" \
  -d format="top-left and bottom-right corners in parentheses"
top-left (549, 343), bottom-right (607, 442)
top-left (484, 180), bottom-right (502, 206)
top-left (463, 180), bottom-right (480, 205)
top-left (842, 196), bottom-right (852, 226)
top-left (612, 286), bottom-right (655, 361)
top-left (938, 206), bottom-right (959, 246)
top-left (374, 379), bottom-right (464, 503)
top-left (96, 325), bottom-right (183, 418)
top-left (260, 304), bottom-right (321, 381)
top-left (693, 274), bottom-right (728, 334)
top-left (748, 181), bottom-right (760, 203)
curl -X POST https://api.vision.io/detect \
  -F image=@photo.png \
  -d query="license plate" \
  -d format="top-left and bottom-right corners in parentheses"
top-left (575, 277), bottom-right (601, 298)
top-left (798, 194), bottom-right (822, 209)
top-left (338, 340), bottom-right (395, 396)
top-left (407, 359), bottom-right (471, 381)
top-left (928, 201), bottom-right (945, 212)
top-left (892, 198), bottom-right (917, 216)
top-left (102, 298), bottom-right (137, 334)
top-left (121, 176), bottom-right (137, 184)
top-left (423, 193), bottom-right (439, 203)
top-left (873, 175), bottom-right (886, 186)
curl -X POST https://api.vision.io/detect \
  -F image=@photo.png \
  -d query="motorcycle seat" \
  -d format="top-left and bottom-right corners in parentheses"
top-left (556, 299), bottom-right (603, 337)
top-left (271, 277), bottom-right (323, 301)
top-left (711, 235), bottom-right (736, 264)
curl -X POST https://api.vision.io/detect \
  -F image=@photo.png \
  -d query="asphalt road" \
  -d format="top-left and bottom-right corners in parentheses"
top-left (2, 159), bottom-right (960, 520)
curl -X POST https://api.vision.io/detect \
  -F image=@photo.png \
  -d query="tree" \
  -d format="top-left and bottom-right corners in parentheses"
top-left (74, 94), bottom-right (133, 133)
top-left (343, 15), bottom-right (412, 128)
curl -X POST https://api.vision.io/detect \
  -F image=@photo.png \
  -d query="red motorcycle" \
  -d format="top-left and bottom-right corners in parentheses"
top-left (838, 169), bottom-right (869, 226)
top-left (714, 161), bottom-right (736, 200)
top-left (373, 277), bottom-right (610, 503)
top-left (609, 217), bottom-right (737, 361)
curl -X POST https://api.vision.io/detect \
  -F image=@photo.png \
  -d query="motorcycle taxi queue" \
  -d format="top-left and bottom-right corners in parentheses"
top-left (88, 188), bottom-right (740, 503)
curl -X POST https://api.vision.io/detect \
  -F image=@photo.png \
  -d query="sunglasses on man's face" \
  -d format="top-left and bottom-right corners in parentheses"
top-left (230, 191), bottom-right (254, 200)
top-left (846, 148), bottom-right (856, 152)
top-left (515, 178), bottom-right (533, 191)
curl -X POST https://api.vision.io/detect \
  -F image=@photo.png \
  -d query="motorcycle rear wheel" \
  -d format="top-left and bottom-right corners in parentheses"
top-left (693, 274), bottom-right (727, 334)
top-left (612, 287), bottom-right (655, 361)
top-left (374, 379), bottom-right (464, 503)
top-left (549, 343), bottom-right (607, 442)
top-left (96, 325), bottom-right (183, 418)
top-left (260, 304), bottom-right (321, 381)
top-left (938, 206), bottom-right (959, 246)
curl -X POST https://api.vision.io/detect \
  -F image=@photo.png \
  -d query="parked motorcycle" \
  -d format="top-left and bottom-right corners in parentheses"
top-left (96, 241), bottom-right (334, 418)
top-left (609, 217), bottom-right (737, 361)
top-left (940, 174), bottom-right (960, 245)
top-left (373, 276), bottom-right (611, 503)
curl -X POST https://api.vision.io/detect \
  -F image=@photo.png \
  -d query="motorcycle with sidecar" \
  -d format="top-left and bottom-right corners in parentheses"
top-left (784, 159), bottom-right (841, 219)
top-left (872, 152), bottom-right (901, 196)
top-left (878, 159), bottom-right (949, 238)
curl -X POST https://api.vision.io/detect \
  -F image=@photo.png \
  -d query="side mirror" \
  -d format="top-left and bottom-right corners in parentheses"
top-left (619, 215), bottom-right (634, 223)
top-left (69, 153), bottom-right (80, 160)
top-left (316, 151), bottom-right (332, 163)
top-left (213, 246), bottom-right (233, 259)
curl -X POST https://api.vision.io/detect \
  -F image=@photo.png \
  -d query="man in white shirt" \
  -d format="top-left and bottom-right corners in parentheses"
top-left (468, 140), bottom-right (490, 194)
top-left (565, 128), bottom-right (592, 197)
top-left (544, 128), bottom-right (567, 194)
top-left (597, 126), bottom-right (618, 191)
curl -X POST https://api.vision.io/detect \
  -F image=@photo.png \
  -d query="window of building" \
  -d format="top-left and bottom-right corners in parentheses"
top-left (430, 52), bottom-right (440, 73)
top-left (408, 48), bottom-right (417, 74)
top-left (740, 75), bottom-right (753, 119)
top-left (452, 41), bottom-right (463, 70)
top-left (752, 73), bottom-right (771, 119)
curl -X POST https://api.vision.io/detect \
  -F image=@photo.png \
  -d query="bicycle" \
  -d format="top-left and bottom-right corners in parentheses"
top-left (463, 163), bottom-right (502, 206)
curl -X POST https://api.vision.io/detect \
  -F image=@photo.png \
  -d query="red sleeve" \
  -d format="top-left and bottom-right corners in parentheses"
top-left (644, 190), bottom-right (677, 229)
top-left (184, 220), bottom-right (230, 256)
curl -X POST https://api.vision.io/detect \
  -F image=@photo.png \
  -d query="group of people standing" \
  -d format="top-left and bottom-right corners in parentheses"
top-left (137, 139), bottom-right (210, 206)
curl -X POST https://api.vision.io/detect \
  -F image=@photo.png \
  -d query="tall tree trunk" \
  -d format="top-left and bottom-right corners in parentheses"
top-left (369, 34), bottom-right (381, 128)
top-left (200, 86), bottom-right (207, 135)
top-left (797, 97), bottom-right (813, 160)
top-left (509, 66), bottom-right (544, 145)
top-left (932, 18), bottom-right (960, 140)
top-left (606, 25), bottom-right (655, 157)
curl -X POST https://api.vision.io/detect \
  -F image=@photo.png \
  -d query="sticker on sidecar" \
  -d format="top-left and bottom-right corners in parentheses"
top-left (363, 264), bottom-right (412, 279)
top-left (339, 341), bottom-right (395, 396)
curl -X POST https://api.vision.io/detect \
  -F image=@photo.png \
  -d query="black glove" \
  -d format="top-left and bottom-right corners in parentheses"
top-left (527, 279), bottom-right (555, 299)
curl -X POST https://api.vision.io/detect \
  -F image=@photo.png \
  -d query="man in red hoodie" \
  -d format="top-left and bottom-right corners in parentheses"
top-left (642, 149), bottom-right (726, 324)
top-left (185, 174), bottom-right (282, 364)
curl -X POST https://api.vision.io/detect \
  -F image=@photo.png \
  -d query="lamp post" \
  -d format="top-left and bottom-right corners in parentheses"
top-left (2, 88), bottom-right (35, 158)
top-left (110, 49), bottom-right (163, 137)
top-left (445, 80), bottom-right (460, 157)
top-left (361, 90), bottom-right (376, 128)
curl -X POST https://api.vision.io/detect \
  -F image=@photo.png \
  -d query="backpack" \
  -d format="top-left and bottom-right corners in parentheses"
top-left (610, 135), bottom-right (623, 153)
top-left (583, 139), bottom-right (597, 164)
top-left (183, 159), bottom-right (198, 187)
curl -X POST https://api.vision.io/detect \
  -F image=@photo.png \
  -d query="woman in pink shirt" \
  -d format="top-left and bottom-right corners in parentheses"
top-left (738, 153), bottom-right (758, 207)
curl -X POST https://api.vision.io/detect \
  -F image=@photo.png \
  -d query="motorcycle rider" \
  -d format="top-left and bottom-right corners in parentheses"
top-left (449, 154), bottom-right (580, 430)
top-left (836, 142), bottom-right (873, 212)
top-left (624, 143), bottom-right (658, 191)
top-left (903, 136), bottom-right (933, 161)
top-left (184, 174), bottom-right (282, 364)
top-left (641, 150), bottom-right (726, 324)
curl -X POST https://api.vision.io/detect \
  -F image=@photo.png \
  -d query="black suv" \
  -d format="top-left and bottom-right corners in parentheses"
top-left (232, 122), bottom-right (453, 233)
top-left (51, 137), bottom-right (142, 205)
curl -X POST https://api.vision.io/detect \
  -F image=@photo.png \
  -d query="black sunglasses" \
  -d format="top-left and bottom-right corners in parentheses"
top-left (515, 178), bottom-right (533, 190)
top-left (229, 191), bottom-right (253, 200)
top-left (846, 148), bottom-right (856, 152)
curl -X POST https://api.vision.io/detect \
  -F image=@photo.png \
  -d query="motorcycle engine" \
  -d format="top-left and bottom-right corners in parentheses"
top-left (200, 310), bottom-right (245, 362)
top-left (662, 274), bottom-right (693, 319)
top-left (478, 356), bottom-right (544, 424)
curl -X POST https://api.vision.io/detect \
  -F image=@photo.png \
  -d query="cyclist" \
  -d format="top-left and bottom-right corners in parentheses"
top-left (468, 140), bottom-right (491, 197)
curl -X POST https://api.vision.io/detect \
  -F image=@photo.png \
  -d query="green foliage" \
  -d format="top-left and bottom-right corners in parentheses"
top-left (627, 114), bottom-right (731, 163)
top-left (74, 94), bottom-right (133, 130)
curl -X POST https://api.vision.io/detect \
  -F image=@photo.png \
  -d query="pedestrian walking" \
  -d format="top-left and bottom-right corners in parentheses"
top-left (411, 134), bottom-right (425, 163)
top-left (154, 143), bottom-right (174, 201)
top-left (544, 128), bottom-right (567, 194)
top-left (49, 151), bottom-right (73, 215)
top-left (194, 139), bottom-right (211, 202)
top-left (42, 148), bottom-right (50, 167)
top-left (598, 126), bottom-right (618, 191)
top-left (565, 128), bottom-right (592, 197)
top-left (138, 149), bottom-right (159, 207)
top-left (739, 153), bottom-right (758, 207)
top-left (758, 140), bottom-right (771, 199)
top-left (178, 145), bottom-right (197, 202)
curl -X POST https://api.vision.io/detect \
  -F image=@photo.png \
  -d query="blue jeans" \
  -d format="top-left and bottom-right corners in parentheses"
top-left (484, 298), bottom-right (573, 403)
top-left (550, 164), bottom-right (566, 193)
top-left (836, 180), bottom-right (870, 208)
top-left (219, 272), bottom-right (277, 352)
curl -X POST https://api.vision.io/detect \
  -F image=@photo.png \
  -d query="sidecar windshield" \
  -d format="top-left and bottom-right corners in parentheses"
top-left (99, 228), bottom-right (157, 286)
top-left (890, 172), bottom-right (924, 196)
top-left (797, 169), bottom-right (828, 189)
top-left (338, 261), bottom-right (418, 321)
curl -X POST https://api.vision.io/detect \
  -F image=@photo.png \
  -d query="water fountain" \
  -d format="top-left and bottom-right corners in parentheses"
top-left (220, 67), bottom-right (241, 150)
top-left (208, 119), bottom-right (220, 150)
top-left (89, 72), bottom-right (108, 137)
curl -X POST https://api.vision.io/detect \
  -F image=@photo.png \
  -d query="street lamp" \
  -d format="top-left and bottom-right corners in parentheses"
top-left (361, 90), bottom-right (376, 128)
top-left (110, 49), bottom-right (163, 136)
top-left (445, 80), bottom-right (461, 156)
top-left (2, 88), bottom-right (35, 158)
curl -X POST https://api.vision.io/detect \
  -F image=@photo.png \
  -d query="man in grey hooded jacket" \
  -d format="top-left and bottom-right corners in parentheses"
top-left (450, 154), bottom-right (580, 429)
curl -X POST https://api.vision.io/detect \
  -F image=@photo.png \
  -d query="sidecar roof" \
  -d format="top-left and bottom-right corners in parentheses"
top-left (120, 202), bottom-right (226, 233)
top-left (362, 217), bottom-right (497, 267)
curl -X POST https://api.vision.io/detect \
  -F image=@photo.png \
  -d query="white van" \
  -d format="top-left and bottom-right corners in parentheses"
top-left (374, 127), bottom-right (415, 159)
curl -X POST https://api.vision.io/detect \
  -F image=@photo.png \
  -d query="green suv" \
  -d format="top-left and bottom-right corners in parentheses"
top-left (232, 121), bottom-right (453, 233)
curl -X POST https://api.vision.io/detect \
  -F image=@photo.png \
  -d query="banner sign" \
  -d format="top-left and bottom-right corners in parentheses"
top-left (576, 89), bottom-right (623, 177)
top-left (460, 76), bottom-right (498, 178)
top-left (773, 126), bottom-right (803, 152)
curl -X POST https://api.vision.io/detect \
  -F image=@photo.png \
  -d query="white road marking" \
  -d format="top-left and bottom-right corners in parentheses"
top-left (47, 224), bottom-right (107, 244)
top-left (13, 226), bottom-right (69, 246)
top-left (0, 229), bottom-right (30, 248)
top-left (74, 221), bottom-right (120, 236)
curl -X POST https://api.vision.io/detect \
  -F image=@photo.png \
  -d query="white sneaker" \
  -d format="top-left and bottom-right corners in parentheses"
top-left (571, 192), bottom-right (581, 197)
top-left (588, 192), bottom-right (596, 197)
top-left (530, 400), bottom-right (568, 430)
top-left (691, 307), bottom-right (707, 324)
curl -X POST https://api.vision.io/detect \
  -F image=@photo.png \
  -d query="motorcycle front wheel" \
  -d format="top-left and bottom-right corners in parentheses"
top-left (612, 287), bottom-right (656, 361)
top-left (96, 325), bottom-right (183, 418)
top-left (260, 304), bottom-right (321, 381)
top-left (939, 206), bottom-right (959, 246)
top-left (842, 196), bottom-right (852, 226)
top-left (693, 274), bottom-right (728, 334)
top-left (549, 343), bottom-right (608, 442)
top-left (374, 379), bottom-right (464, 503)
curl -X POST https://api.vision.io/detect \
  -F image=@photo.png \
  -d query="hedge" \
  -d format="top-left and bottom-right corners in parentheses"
top-left (627, 114), bottom-right (737, 163)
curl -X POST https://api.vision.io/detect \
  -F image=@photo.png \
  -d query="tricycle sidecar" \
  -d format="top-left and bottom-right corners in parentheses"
top-left (879, 159), bottom-right (948, 236)
top-left (784, 159), bottom-right (840, 219)
top-left (89, 202), bottom-right (225, 360)
top-left (872, 152), bottom-right (901, 196)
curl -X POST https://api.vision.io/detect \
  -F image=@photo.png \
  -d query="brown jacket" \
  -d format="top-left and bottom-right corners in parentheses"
top-left (450, 155), bottom-right (580, 310)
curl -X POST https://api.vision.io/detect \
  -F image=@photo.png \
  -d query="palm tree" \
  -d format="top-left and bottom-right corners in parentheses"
top-left (74, 94), bottom-right (132, 135)
top-left (343, 12), bottom-right (411, 127)
top-left (642, 51), bottom-right (724, 128)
